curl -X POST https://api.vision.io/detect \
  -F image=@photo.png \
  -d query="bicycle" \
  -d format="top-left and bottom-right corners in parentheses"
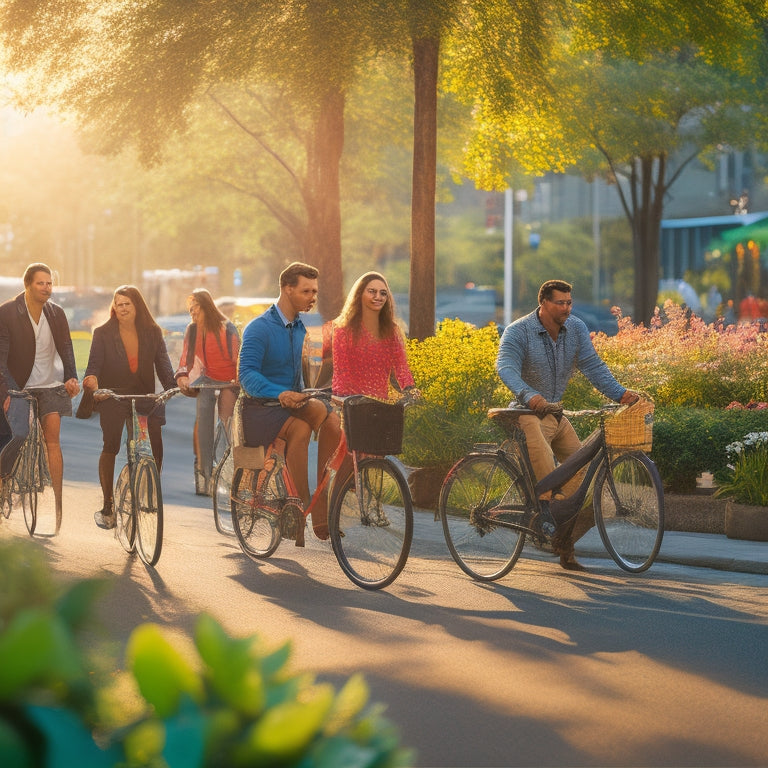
top-left (438, 399), bottom-right (664, 580)
top-left (0, 390), bottom-right (57, 536)
top-left (94, 387), bottom-right (181, 566)
top-left (230, 390), bottom-right (415, 590)
top-left (182, 379), bottom-right (239, 534)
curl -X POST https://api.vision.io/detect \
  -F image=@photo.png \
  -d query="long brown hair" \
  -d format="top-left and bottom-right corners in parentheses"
top-left (110, 285), bottom-right (158, 330)
top-left (189, 288), bottom-right (228, 336)
top-left (335, 272), bottom-right (399, 339)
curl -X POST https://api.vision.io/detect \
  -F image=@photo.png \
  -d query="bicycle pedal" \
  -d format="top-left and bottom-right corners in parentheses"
top-left (279, 500), bottom-right (304, 542)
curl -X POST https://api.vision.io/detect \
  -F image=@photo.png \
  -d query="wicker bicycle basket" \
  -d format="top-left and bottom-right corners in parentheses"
top-left (342, 396), bottom-right (405, 455)
top-left (604, 400), bottom-right (654, 453)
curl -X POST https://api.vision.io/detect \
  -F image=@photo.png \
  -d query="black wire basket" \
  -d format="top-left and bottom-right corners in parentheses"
top-left (342, 396), bottom-right (405, 455)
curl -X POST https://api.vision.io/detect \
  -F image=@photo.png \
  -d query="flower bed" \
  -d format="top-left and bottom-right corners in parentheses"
top-left (402, 306), bottom-right (768, 499)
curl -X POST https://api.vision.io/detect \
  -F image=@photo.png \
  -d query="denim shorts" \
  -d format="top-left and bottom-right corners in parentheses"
top-left (26, 385), bottom-right (73, 418)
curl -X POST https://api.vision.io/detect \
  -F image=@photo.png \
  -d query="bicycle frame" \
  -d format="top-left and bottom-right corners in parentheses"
top-left (485, 407), bottom-right (615, 536)
top-left (256, 424), bottom-right (350, 529)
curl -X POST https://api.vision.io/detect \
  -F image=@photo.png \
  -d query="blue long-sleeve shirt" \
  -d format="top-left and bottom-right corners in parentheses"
top-left (238, 305), bottom-right (305, 399)
top-left (496, 309), bottom-right (626, 406)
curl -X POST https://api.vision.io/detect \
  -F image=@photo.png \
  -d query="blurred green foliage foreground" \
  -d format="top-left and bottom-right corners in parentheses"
top-left (0, 539), bottom-right (412, 768)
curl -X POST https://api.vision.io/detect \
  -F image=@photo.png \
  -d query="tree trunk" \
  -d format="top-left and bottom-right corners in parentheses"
top-left (409, 36), bottom-right (438, 341)
top-left (305, 86), bottom-right (345, 321)
top-left (631, 155), bottom-right (666, 324)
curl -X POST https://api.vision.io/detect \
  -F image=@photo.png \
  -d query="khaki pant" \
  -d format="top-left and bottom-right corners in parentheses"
top-left (519, 413), bottom-right (594, 543)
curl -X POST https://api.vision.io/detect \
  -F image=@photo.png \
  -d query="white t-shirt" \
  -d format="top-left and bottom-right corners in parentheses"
top-left (25, 305), bottom-right (65, 388)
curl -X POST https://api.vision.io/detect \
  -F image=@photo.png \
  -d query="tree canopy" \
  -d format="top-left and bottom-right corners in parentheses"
top-left (447, 0), bottom-right (768, 322)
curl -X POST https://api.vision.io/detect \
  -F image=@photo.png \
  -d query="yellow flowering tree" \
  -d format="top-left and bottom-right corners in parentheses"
top-left (403, 319), bottom-right (508, 467)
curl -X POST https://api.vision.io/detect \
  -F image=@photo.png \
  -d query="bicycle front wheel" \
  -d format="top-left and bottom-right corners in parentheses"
top-left (21, 488), bottom-right (37, 536)
top-left (212, 447), bottom-right (235, 535)
top-left (329, 458), bottom-right (413, 590)
top-left (231, 467), bottom-right (281, 559)
top-left (594, 451), bottom-right (664, 573)
top-left (134, 459), bottom-right (163, 566)
top-left (439, 453), bottom-right (528, 582)
top-left (114, 464), bottom-right (135, 552)
top-left (25, 440), bottom-right (56, 537)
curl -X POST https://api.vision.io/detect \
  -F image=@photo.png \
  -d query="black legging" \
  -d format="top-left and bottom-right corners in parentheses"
top-left (96, 399), bottom-right (164, 507)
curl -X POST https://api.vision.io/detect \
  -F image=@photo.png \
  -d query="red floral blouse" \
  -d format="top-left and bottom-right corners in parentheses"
top-left (330, 324), bottom-right (414, 399)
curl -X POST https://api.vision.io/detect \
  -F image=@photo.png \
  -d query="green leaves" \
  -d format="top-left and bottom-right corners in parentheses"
top-left (0, 540), bottom-right (410, 768)
top-left (195, 612), bottom-right (265, 716)
top-left (0, 609), bottom-right (82, 699)
top-left (127, 624), bottom-right (205, 719)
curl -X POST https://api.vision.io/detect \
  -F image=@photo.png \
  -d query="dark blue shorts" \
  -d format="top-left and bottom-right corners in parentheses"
top-left (241, 399), bottom-right (291, 448)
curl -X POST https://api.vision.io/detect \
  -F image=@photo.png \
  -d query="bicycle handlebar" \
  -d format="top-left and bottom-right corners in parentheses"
top-left (93, 387), bottom-right (181, 405)
top-left (498, 402), bottom-right (624, 419)
top-left (187, 377), bottom-right (239, 390)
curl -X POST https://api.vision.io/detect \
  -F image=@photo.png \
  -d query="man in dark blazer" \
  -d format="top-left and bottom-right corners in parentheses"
top-left (0, 263), bottom-right (80, 522)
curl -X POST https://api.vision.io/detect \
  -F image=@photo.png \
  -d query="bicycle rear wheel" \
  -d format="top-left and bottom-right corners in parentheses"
top-left (594, 451), bottom-right (664, 573)
top-left (114, 464), bottom-right (135, 552)
top-left (329, 458), bottom-right (413, 590)
top-left (212, 447), bottom-right (234, 535)
top-left (134, 459), bottom-right (163, 566)
top-left (439, 453), bottom-right (528, 582)
top-left (231, 467), bottom-right (281, 559)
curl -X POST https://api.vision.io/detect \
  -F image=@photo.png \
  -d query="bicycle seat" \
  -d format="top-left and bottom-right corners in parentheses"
top-left (0, 397), bottom-right (30, 477)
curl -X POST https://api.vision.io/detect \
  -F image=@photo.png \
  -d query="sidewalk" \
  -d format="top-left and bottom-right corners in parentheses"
top-left (575, 529), bottom-right (768, 575)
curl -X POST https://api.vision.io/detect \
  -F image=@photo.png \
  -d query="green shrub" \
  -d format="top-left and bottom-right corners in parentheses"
top-left (0, 539), bottom-right (413, 768)
top-left (650, 407), bottom-right (768, 492)
top-left (402, 403), bottom-right (504, 469)
top-left (404, 320), bottom-right (508, 468)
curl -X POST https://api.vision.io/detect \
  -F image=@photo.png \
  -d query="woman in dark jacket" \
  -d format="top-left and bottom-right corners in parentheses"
top-left (79, 285), bottom-right (176, 529)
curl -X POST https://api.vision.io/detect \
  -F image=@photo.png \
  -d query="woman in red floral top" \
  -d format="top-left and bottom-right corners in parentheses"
top-left (329, 272), bottom-right (415, 400)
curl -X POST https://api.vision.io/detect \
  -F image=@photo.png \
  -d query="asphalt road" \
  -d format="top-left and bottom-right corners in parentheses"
top-left (2, 395), bottom-right (768, 768)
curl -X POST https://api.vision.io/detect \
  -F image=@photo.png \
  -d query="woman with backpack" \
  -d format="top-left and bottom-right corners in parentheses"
top-left (175, 289), bottom-right (240, 496)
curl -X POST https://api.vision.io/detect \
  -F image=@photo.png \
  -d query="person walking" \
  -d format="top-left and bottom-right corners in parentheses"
top-left (78, 285), bottom-right (176, 530)
top-left (238, 262), bottom-right (340, 540)
top-left (0, 263), bottom-right (80, 523)
top-left (175, 288), bottom-right (240, 496)
top-left (496, 279), bottom-right (639, 571)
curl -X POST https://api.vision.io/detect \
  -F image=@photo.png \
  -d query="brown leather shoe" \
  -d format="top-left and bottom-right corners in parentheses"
top-left (552, 531), bottom-right (587, 571)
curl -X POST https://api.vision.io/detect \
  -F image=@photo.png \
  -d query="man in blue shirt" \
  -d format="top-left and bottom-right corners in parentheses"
top-left (239, 262), bottom-right (340, 540)
top-left (497, 279), bottom-right (639, 570)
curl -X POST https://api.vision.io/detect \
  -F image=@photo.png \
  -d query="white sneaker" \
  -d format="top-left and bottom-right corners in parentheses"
top-left (94, 509), bottom-right (116, 530)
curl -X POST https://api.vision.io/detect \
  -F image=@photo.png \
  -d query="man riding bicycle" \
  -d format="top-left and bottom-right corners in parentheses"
top-left (238, 262), bottom-right (341, 541)
top-left (496, 279), bottom-right (640, 571)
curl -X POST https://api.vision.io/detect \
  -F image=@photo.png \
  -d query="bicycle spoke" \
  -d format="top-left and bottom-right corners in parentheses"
top-left (439, 453), bottom-right (527, 581)
top-left (595, 451), bottom-right (664, 572)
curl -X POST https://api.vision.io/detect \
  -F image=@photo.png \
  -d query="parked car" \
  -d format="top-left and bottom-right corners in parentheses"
top-left (570, 301), bottom-right (618, 336)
